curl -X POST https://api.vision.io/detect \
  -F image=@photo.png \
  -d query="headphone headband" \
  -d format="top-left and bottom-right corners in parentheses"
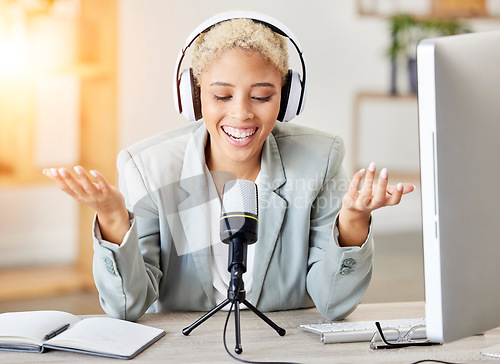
top-left (181, 11), bottom-right (304, 54)
top-left (173, 11), bottom-right (307, 121)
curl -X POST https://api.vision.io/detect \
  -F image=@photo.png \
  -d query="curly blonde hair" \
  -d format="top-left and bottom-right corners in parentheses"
top-left (192, 18), bottom-right (289, 85)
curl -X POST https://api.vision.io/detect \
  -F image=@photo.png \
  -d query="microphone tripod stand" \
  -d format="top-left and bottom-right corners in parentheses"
top-left (182, 263), bottom-right (286, 354)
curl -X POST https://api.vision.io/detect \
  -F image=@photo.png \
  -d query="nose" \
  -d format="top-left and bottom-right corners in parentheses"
top-left (227, 96), bottom-right (254, 121)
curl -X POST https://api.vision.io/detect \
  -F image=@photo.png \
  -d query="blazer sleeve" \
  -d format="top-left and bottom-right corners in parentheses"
top-left (92, 149), bottom-right (163, 321)
top-left (306, 137), bottom-right (374, 320)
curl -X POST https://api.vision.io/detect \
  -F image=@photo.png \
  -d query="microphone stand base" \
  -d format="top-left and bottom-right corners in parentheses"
top-left (182, 292), bottom-right (286, 354)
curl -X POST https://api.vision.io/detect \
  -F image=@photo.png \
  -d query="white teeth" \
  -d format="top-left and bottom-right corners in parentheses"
top-left (222, 126), bottom-right (257, 141)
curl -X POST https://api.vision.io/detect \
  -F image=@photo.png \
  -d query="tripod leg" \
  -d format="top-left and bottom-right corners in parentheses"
top-left (234, 302), bottom-right (243, 354)
top-left (242, 300), bottom-right (286, 336)
top-left (182, 299), bottom-right (231, 336)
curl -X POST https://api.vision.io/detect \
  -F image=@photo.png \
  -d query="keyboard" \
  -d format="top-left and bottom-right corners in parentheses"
top-left (300, 318), bottom-right (426, 344)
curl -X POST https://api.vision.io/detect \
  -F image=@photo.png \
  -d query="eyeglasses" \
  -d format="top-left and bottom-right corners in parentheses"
top-left (369, 321), bottom-right (436, 349)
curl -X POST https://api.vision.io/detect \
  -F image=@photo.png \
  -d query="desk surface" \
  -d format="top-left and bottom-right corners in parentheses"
top-left (3, 301), bottom-right (499, 363)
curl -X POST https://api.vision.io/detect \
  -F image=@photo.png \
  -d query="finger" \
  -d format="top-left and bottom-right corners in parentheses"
top-left (401, 183), bottom-right (415, 194)
top-left (43, 168), bottom-right (63, 181)
top-left (387, 183), bottom-right (415, 193)
top-left (357, 162), bottom-right (376, 208)
top-left (45, 168), bottom-right (79, 198)
top-left (347, 168), bottom-right (366, 198)
top-left (57, 167), bottom-right (86, 196)
top-left (385, 183), bottom-right (404, 206)
top-left (371, 168), bottom-right (389, 207)
top-left (360, 162), bottom-right (376, 196)
top-left (343, 169), bottom-right (365, 209)
top-left (88, 169), bottom-right (110, 192)
top-left (73, 166), bottom-right (99, 194)
top-left (386, 183), bottom-right (415, 196)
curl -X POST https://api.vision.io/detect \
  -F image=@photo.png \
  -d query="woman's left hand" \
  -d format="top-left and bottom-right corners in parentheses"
top-left (343, 162), bottom-right (414, 214)
top-left (338, 162), bottom-right (414, 247)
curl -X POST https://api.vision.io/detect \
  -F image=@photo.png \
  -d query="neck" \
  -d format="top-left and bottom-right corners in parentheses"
top-left (205, 141), bottom-right (261, 182)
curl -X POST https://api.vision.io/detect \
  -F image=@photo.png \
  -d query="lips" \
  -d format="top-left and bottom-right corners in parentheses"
top-left (221, 125), bottom-right (258, 141)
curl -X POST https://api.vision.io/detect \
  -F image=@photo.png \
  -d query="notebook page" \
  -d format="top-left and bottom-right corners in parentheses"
top-left (0, 311), bottom-right (80, 346)
top-left (45, 317), bottom-right (164, 357)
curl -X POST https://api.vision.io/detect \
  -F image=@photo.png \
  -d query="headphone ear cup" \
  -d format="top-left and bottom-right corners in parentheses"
top-left (277, 70), bottom-right (291, 122)
top-left (190, 69), bottom-right (203, 121)
top-left (277, 70), bottom-right (302, 122)
top-left (179, 68), bottom-right (202, 121)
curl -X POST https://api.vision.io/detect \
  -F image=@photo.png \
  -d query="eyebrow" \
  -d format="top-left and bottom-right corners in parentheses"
top-left (209, 82), bottom-right (276, 88)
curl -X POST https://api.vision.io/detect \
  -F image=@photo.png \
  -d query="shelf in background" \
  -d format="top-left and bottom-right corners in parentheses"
top-left (351, 91), bottom-right (420, 182)
top-left (357, 0), bottom-right (499, 19)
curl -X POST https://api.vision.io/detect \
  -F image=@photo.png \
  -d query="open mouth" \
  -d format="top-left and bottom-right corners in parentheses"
top-left (221, 125), bottom-right (258, 141)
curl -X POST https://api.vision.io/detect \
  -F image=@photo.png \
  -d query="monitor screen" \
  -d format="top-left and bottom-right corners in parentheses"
top-left (417, 30), bottom-right (500, 343)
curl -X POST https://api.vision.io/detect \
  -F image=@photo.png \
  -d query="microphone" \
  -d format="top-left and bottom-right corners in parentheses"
top-left (220, 179), bottom-right (258, 298)
top-left (183, 179), bottom-right (286, 343)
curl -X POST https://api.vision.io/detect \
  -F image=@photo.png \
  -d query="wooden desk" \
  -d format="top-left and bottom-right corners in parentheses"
top-left (3, 302), bottom-right (500, 363)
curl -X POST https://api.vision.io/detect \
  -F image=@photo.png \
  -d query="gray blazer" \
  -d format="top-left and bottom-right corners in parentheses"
top-left (93, 121), bottom-right (374, 321)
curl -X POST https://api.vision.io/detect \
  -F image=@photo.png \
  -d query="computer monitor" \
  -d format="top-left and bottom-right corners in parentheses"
top-left (417, 29), bottom-right (500, 343)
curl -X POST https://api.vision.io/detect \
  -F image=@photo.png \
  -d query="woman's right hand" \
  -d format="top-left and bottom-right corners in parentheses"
top-left (43, 166), bottom-right (130, 245)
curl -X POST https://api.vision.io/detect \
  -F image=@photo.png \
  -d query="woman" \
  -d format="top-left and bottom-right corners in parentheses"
top-left (44, 14), bottom-right (413, 321)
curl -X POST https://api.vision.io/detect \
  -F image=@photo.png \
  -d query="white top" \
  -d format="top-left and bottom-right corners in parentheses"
top-left (206, 169), bottom-right (258, 307)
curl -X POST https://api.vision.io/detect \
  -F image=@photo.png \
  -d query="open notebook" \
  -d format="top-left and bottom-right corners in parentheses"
top-left (0, 310), bottom-right (165, 359)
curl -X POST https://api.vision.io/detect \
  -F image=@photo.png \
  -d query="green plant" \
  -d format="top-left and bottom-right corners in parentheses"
top-left (388, 14), bottom-right (471, 60)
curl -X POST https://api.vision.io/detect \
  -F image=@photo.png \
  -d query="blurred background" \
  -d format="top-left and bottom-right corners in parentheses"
top-left (0, 0), bottom-right (499, 315)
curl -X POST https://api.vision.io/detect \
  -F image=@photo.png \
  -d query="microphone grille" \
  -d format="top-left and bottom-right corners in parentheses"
top-left (221, 179), bottom-right (258, 215)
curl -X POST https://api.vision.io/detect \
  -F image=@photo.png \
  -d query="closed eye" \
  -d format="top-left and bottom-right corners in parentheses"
top-left (252, 96), bottom-right (272, 102)
top-left (214, 95), bottom-right (232, 101)
top-left (213, 95), bottom-right (272, 102)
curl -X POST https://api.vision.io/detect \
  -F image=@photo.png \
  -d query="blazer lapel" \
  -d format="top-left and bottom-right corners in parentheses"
top-left (250, 132), bottom-right (287, 305)
top-left (175, 124), bottom-right (215, 304)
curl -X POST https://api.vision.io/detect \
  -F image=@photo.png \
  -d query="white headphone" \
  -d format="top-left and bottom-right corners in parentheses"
top-left (173, 10), bottom-right (307, 122)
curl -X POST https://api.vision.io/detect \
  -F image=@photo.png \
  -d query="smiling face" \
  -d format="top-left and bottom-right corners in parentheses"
top-left (200, 48), bottom-right (282, 179)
